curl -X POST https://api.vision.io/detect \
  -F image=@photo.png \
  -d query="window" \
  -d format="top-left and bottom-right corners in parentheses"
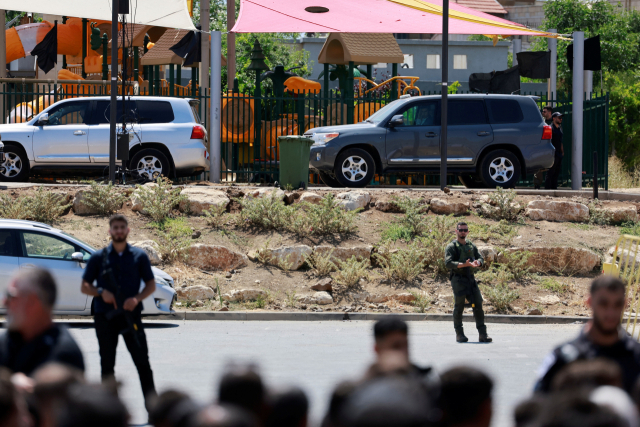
top-left (485, 99), bottom-right (524, 124)
top-left (453, 55), bottom-right (467, 70)
top-left (93, 100), bottom-right (138, 124)
top-left (397, 101), bottom-right (439, 127)
top-left (22, 232), bottom-right (76, 260)
top-left (426, 54), bottom-right (440, 69)
top-left (137, 101), bottom-right (175, 123)
top-left (401, 54), bottom-right (414, 69)
top-left (373, 63), bottom-right (387, 68)
top-left (0, 231), bottom-right (16, 256)
top-left (46, 101), bottom-right (90, 125)
top-left (448, 100), bottom-right (487, 125)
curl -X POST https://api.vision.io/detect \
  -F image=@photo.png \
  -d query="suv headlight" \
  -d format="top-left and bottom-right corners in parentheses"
top-left (308, 132), bottom-right (339, 146)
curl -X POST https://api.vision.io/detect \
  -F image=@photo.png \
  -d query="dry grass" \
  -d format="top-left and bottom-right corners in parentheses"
top-left (609, 156), bottom-right (640, 189)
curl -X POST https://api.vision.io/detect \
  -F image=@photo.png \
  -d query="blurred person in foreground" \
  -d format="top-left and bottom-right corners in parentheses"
top-left (0, 367), bottom-right (28, 427)
top-left (55, 383), bottom-right (128, 427)
top-left (0, 268), bottom-right (84, 378)
top-left (149, 390), bottom-right (201, 427)
top-left (535, 275), bottom-right (640, 393)
top-left (31, 363), bottom-right (85, 427)
top-left (217, 364), bottom-right (266, 423)
top-left (527, 394), bottom-right (627, 427)
top-left (437, 367), bottom-right (493, 427)
top-left (192, 404), bottom-right (257, 427)
top-left (265, 386), bottom-right (308, 427)
top-left (81, 214), bottom-right (157, 412)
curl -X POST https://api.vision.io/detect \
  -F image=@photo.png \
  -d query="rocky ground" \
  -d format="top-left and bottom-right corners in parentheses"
top-left (5, 182), bottom-right (640, 318)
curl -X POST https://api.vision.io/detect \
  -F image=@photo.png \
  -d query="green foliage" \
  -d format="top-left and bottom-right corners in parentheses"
top-left (82, 182), bottom-right (125, 216)
top-left (293, 194), bottom-right (359, 236)
top-left (380, 223), bottom-right (414, 242)
top-left (469, 220), bottom-right (518, 245)
top-left (375, 243), bottom-right (426, 282)
top-left (498, 249), bottom-right (534, 281)
top-left (409, 291), bottom-right (432, 313)
top-left (305, 250), bottom-right (337, 276)
top-left (448, 81), bottom-right (461, 94)
top-left (539, 277), bottom-right (570, 294)
top-left (380, 196), bottom-right (428, 241)
top-left (134, 177), bottom-right (186, 224)
top-left (588, 199), bottom-right (613, 225)
top-left (620, 221), bottom-right (640, 236)
top-left (332, 256), bottom-right (370, 287)
top-left (480, 282), bottom-right (519, 313)
top-left (237, 190), bottom-right (295, 230)
top-left (609, 155), bottom-right (640, 188)
top-left (607, 76), bottom-right (640, 166)
top-left (154, 218), bottom-right (193, 263)
top-left (203, 204), bottom-right (228, 229)
top-left (415, 215), bottom-right (458, 275)
top-left (285, 290), bottom-right (297, 308)
top-left (0, 188), bottom-right (71, 225)
top-left (480, 187), bottom-right (521, 221)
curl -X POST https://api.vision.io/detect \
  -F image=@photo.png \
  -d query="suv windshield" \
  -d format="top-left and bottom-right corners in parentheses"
top-left (61, 232), bottom-right (97, 252)
top-left (364, 99), bottom-right (404, 124)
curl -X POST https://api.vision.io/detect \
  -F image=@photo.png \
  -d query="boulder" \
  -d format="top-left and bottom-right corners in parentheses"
top-left (73, 190), bottom-right (122, 216)
top-left (245, 188), bottom-right (285, 201)
top-left (394, 293), bottom-right (416, 303)
top-left (527, 308), bottom-right (543, 315)
top-left (223, 289), bottom-right (267, 302)
top-left (502, 246), bottom-right (600, 274)
top-left (430, 198), bottom-right (470, 215)
top-left (130, 240), bottom-right (162, 265)
top-left (177, 285), bottom-right (215, 301)
top-left (313, 245), bottom-right (373, 263)
top-left (248, 245), bottom-right (312, 270)
top-left (535, 295), bottom-right (560, 305)
top-left (187, 244), bottom-right (248, 271)
top-left (477, 246), bottom-right (498, 265)
top-left (366, 294), bottom-right (390, 303)
top-left (349, 292), bottom-right (369, 302)
top-left (299, 192), bottom-right (323, 205)
top-left (608, 246), bottom-right (640, 270)
top-left (375, 200), bottom-right (403, 213)
top-left (336, 191), bottom-right (371, 211)
top-left (602, 205), bottom-right (638, 224)
top-left (311, 277), bottom-right (333, 291)
top-left (297, 291), bottom-right (333, 305)
top-left (178, 187), bottom-right (230, 216)
top-left (525, 200), bottom-right (589, 222)
top-left (130, 182), bottom-right (157, 214)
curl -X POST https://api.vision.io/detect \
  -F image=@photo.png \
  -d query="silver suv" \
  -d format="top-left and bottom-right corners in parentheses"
top-left (0, 220), bottom-right (176, 315)
top-left (0, 96), bottom-right (209, 182)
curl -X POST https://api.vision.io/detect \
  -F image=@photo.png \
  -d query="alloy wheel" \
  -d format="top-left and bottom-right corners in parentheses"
top-left (0, 153), bottom-right (22, 178)
top-left (136, 155), bottom-right (163, 180)
top-left (488, 157), bottom-right (514, 183)
top-left (341, 155), bottom-right (368, 183)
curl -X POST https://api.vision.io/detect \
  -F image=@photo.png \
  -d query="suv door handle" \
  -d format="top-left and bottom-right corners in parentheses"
top-left (477, 131), bottom-right (491, 136)
top-left (425, 132), bottom-right (438, 138)
top-left (73, 130), bottom-right (86, 136)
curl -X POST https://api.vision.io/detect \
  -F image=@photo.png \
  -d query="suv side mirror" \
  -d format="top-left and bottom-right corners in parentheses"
top-left (389, 115), bottom-right (404, 127)
top-left (71, 252), bottom-right (84, 262)
top-left (37, 113), bottom-right (49, 126)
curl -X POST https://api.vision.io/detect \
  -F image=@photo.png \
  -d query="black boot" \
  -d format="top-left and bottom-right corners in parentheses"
top-left (479, 333), bottom-right (492, 343)
top-left (456, 331), bottom-right (469, 343)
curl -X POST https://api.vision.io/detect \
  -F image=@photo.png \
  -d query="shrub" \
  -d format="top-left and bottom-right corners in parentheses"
top-left (0, 188), bottom-right (72, 224)
top-left (285, 290), bottom-right (297, 308)
top-left (155, 218), bottom-right (192, 263)
top-left (81, 182), bottom-right (125, 215)
top-left (375, 243), bottom-right (426, 282)
top-left (392, 196), bottom-right (429, 237)
top-left (409, 291), bottom-right (432, 313)
top-left (479, 187), bottom-right (521, 221)
top-left (380, 222), bottom-right (413, 242)
top-left (539, 277), bottom-right (569, 294)
top-left (332, 256), bottom-right (370, 287)
top-left (305, 250), bottom-right (337, 276)
top-left (293, 194), bottom-right (359, 236)
top-left (498, 249), bottom-right (534, 281)
top-left (620, 221), bottom-right (640, 236)
top-left (415, 215), bottom-right (458, 275)
top-left (133, 177), bottom-right (185, 223)
top-left (237, 190), bottom-right (295, 230)
top-left (0, 194), bottom-right (31, 220)
top-left (588, 199), bottom-right (613, 226)
top-left (609, 155), bottom-right (640, 189)
top-left (480, 282), bottom-right (519, 313)
top-left (203, 204), bottom-right (228, 229)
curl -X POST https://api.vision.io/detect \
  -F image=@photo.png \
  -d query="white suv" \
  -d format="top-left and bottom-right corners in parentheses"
top-left (0, 96), bottom-right (209, 182)
top-left (0, 220), bottom-right (176, 315)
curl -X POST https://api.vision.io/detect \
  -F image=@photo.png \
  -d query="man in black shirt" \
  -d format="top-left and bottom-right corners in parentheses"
top-left (0, 268), bottom-right (85, 376)
top-left (545, 112), bottom-right (564, 190)
top-left (535, 275), bottom-right (640, 393)
top-left (81, 214), bottom-right (157, 412)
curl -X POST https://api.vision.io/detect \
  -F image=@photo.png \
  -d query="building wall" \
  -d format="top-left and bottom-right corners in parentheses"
top-left (503, 2), bottom-right (545, 50)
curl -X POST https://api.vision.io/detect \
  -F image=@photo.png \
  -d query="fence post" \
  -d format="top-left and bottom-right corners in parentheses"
top-left (169, 64), bottom-right (174, 97)
top-left (102, 34), bottom-right (108, 81)
top-left (210, 31), bottom-right (221, 183)
top-left (593, 151), bottom-right (598, 199)
top-left (347, 61), bottom-right (354, 125)
top-left (572, 31), bottom-right (584, 190)
top-left (323, 63), bottom-right (329, 127)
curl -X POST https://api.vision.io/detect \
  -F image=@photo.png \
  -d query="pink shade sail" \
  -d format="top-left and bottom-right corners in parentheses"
top-left (231, 0), bottom-right (547, 36)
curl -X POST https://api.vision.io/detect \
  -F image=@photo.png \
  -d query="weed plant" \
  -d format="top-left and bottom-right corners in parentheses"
top-left (375, 243), bottom-right (426, 282)
top-left (0, 187), bottom-right (71, 224)
top-left (409, 291), bottom-right (432, 313)
top-left (415, 215), bottom-right (458, 275)
top-left (333, 256), bottom-right (370, 287)
top-left (588, 199), bottom-right (613, 226)
top-left (305, 250), bottom-right (337, 276)
top-left (203, 204), bottom-right (228, 229)
top-left (155, 218), bottom-right (192, 263)
top-left (479, 187), bottom-right (521, 222)
top-left (480, 282), bottom-right (519, 313)
top-left (539, 277), bottom-right (569, 294)
top-left (133, 177), bottom-right (185, 223)
top-left (237, 190), bottom-right (295, 230)
top-left (81, 182), bottom-right (125, 215)
top-left (293, 194), bottom-right (359, 236)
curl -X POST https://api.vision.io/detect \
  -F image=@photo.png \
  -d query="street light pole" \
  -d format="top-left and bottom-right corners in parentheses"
top-left (109, 0), bottom-right (119, 184)
top-left (440, 0), bottom-right (449, 190)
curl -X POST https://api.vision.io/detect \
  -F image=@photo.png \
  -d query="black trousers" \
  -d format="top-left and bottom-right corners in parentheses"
top-left (94, 313), bottom-right (157, 410)
top-left (545, 154), bottom-right (563, 189)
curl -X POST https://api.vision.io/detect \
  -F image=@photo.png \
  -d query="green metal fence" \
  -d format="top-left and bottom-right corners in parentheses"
top-left (0, 82), bottom-right (608, 188)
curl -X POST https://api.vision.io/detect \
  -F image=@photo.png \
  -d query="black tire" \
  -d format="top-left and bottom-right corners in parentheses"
top-left (130, 149), bottom-right (171, 182)
top-left (0, 143), bottom-right (30, 182)
top-left (334, 148), bottom-right (375, 188)
top-left (458, 174), bottom-right (485, 188)
top-left (318, 170), bottom-right (341, 188)
top-left (479, 149), bottom-right (521, 188)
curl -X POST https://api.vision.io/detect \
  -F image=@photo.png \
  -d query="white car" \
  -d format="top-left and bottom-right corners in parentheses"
top-left (0, 219), bottom-right (176, 315)
top-left (0, 96), bottom-right (208, 182)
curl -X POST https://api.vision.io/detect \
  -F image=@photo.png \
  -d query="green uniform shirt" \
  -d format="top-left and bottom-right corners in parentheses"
top-left (444, 240), bottom-right (484, 277)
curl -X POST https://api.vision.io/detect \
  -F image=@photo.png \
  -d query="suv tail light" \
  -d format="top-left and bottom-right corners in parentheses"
top-left (191, 125), bottom-right (205, 139)
top-left (542, 125), bottom-right (552, 140)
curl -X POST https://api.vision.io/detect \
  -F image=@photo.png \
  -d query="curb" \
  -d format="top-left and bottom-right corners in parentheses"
top-left (49, 311), bottom-right (588, 324)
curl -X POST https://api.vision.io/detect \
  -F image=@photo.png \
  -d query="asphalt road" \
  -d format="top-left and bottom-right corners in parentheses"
top-left (63, 320), bottom-right (584, 427)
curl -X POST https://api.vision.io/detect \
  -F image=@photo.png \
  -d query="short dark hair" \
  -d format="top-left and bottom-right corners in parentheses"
top-left (590, 275), bottom-right (625, 296)
top-left (457, 222), bottom-right (468, 229)
top-left (265, 386), bottom-right (309, 427)
top-left (109, 214), bottom-right (128, 227)
top-left (552, 358), bottom-right (622, 392)
top-left (438, 367), bottom-right (493, 425)
top-left (514, 396), bottom-right (546, 427)
top-left (0, 368), bottom-right (17, 425)
top-left (15, 267), bottom-right (57, 309)
top-left (56, 384), bottom-right (128, 427)
top-left (543, 106), bottom-right (553, 113)
top-left (218, 364), bottom-right (265, 417)
top-left (373, 317), bottom-right (408, 341)
top-left (148, 390), bottom-right (195, 427)
top-left (534, 394), bottom-right (627, 427)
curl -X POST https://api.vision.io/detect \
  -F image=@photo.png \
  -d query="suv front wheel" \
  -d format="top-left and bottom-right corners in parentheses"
top-left (0, 143), bottom-right (30, 182)
top-left (334, 148), bottom-right (375, 188)
top-left (479, 149), bottom-right (521, 188)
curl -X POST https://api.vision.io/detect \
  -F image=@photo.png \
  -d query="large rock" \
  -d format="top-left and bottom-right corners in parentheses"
top-left (393, 293), bottom-right (416, 303)
top-left (178, 187), bottom-right (229, 216)
top-left (602, 205), bottom-right (638, 224)
top-left (375, 200), bottom-right (403, 213)
top-left (299, 192), bottom-right (323, 205)
top-left (313, 245), bottom-right (373, 263)
top-left (187, 244), bottom-right (248, 271)
top-left (248, 245), bottom-right (312, 270)
top-left (130, 182), bottom-right (158, 214)
top-left (525, 200), bottom-right (589, 222)
top-left (311, 277), bottom-right (333, 291)
top-left (223, 289), bottom-right (267, 302)
top-left (430, 198), bottom-right (470, 215)
top-left (502, 246), bottom-right (600, 274)
top-left (130, 240), bottom-right (162, 265)
top-left (336, 191), bottom-right (371, 211)
top-left (477, 245), bottom-right (498, 265)
top-left (177, 285), bottom-right (215, 301)
top-left (297, 291), bottom-right (333, 305)
top-left (245, 188), bottom-right (285, 201)
top-left (535, 295), bottom-right (560, 305)
top-left (366, 294), bottom-right (390, 303)
top-left (73, 189), bottom-right (122, 216)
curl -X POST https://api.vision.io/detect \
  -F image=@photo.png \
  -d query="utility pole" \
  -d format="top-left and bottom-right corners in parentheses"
top-left (572, 31), bottom-right (584, 191)
top-left (227, 0), bottom-right (236, 90)
top-left (440, 0), bottom-right (449, 190)
top-left (549, 29), bottom-right (557, 103)
top-left (210, 31), bottom-right (221, 183)
top-left (109, 0), bottom-right (119, 183)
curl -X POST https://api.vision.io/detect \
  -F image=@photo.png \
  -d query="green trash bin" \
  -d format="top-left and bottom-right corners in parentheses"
top-left (278, 135), bottom-right (314, 189)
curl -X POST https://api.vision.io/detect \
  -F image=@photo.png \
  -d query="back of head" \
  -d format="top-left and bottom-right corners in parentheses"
top-left (265, 386), bottom-right (309, 427)
top-left (0, 368), bottom-right (17, 426)
top-left (192, 405), bottom-right (258, 427)
top-left (552, 359), bottom-right (623, 392)
top-left (14, 267), bottom-right (57, 310)
top-left (532, 394), bottom-right (627, 427)
top-left (590, 386), bottom-right (639, 427)
top-left (218, 365), bottom-right (265, 417)
top-left (149, 390), bottom-right (199, 427)
top-left (322, 381), bottom-right (357, 427)
top-left (590, 276), bottom-right (625, 296)
top-left (341, 376), bottom-right (434, 427)
top-left (438, 367), bottom-right (493, 427)
top-left (514, 396), bottom-right (546, 427)
top-left (56, 384), bottom-right (128, 427)
top-left (374, 317), bottom-right (408, 341)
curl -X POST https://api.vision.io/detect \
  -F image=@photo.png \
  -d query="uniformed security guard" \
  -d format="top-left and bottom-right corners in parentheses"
top-left (81, 214), bottom-right (157, 414)
top-left (444, 222), bottom-right (492, 343)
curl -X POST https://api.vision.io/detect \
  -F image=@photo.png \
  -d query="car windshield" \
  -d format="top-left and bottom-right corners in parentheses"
top-left (364, 99), bottom-right (404, 124)
top-left (61, 232), bottom-right (97, 252)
